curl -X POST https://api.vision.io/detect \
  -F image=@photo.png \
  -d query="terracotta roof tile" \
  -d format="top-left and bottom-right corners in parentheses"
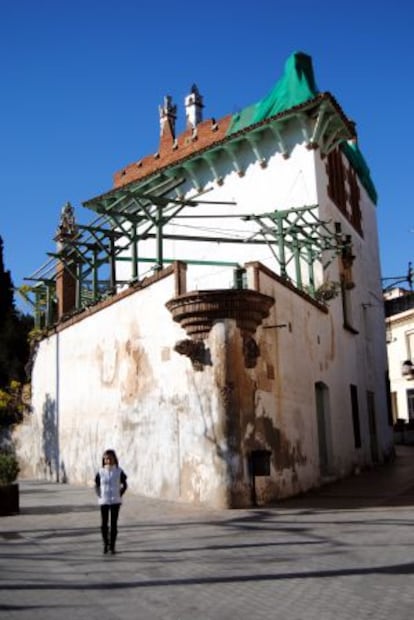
top-left (113, 115), bottom-right (232, 188)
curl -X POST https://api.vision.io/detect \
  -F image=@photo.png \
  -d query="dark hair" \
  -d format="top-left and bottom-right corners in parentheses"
top-left (102, 449), bottom-right (119, 467)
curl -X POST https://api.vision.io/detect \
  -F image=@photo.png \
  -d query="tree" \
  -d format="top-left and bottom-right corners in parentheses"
top-left (0, 236), bottom-right (14, 324)
top-left (0, 236), bottom-right (33, 389)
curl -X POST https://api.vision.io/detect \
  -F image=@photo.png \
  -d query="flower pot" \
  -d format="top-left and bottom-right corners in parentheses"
top-left (0, 483), bottom-right (19, 516)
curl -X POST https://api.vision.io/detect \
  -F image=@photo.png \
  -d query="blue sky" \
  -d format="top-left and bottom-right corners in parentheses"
top-left (1, 0), bottom-right (413, 310)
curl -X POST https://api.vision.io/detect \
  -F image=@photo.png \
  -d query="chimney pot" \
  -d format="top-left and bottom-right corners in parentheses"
top-left (185, 84), bottom-right (204, 129)
top-left (159, 95), bottom-right (177, 138)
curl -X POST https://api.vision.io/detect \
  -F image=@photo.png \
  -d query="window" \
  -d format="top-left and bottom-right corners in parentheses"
top-left (384, 371), bottom-right (393, 426)
top-left (326, 148), bottom-right (362, 236)
top-left (233, 267), bottom-right (247, 289)
top-left (342, 281), bottom-right (353, 326)
top-left (407, 389), bottom-right (414, 421)
top-left (391, 391), bottom-right (398, 423)
top-left (350, 384), bottom-right (361, 448)
top-left (315, 382), bottom-right (333, 475)
top-left (406, 331), bottom-right (414, 362)
top-left (367, 390), bottom-right (379, 462)
top-left (339, 242), bottom-right (358, 332)
top-left (347, 167), bottom-right (362, 236)
top-left (327, 149), bottom-right (347, 213)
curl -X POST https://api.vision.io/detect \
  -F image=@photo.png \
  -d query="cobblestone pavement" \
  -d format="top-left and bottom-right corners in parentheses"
top-left (1, 446), bottom-right (414, 620)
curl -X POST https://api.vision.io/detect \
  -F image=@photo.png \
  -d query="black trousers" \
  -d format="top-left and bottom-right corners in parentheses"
top-left (100, 503), bottom-right (121, 549)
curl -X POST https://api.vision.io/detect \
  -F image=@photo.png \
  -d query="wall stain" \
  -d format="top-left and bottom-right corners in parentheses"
top-left (326, 313), bottom-right (336, 363)
top-left (243, 415), bottom-right (306, 472)
top-left (120, 330), bottom-right (154, 404)
top-left (96, 341), bottom-right (119, 386)
top-left (210, 322), bottom-right (305, 505)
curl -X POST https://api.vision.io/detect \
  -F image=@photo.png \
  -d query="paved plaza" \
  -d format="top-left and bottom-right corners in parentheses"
top-left (1, 446), bottom-right (414, 619)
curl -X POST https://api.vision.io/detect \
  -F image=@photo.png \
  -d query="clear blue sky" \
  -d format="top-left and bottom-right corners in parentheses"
top-left (1, 0), bottom-right (413, 310)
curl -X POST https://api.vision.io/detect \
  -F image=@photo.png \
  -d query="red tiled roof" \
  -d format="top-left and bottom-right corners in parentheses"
top-left (113, 115), bottom-right (232, 189)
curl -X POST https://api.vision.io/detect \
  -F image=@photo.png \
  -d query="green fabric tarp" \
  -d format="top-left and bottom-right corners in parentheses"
top-left (226, 52), bottom-right (318, 135)
top-left (225, 51), bottom-right (378, 204)
top-left (340, 141), bottom-right (378, 204)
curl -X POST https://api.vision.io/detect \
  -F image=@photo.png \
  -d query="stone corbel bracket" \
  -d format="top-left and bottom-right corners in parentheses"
top-left (166, 289), bottom-right (274, 369)
top-left (173, 338), bottom-right (210, 371)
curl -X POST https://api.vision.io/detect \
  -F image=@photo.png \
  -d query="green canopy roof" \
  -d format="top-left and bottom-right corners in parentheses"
top-left (226, 51), bottom-right (378, 204)
top-left (227, 52), bottom-right (318, 135)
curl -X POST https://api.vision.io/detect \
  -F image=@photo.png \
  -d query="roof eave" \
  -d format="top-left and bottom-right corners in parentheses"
top-left (84, 92), bottom-right (354, 212)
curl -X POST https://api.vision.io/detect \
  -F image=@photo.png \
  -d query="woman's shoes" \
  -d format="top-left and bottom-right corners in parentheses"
top-left (103, 543), bottom-right (109, 554)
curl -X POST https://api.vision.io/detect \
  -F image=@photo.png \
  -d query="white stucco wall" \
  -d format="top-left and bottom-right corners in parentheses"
top-left (15, 271), bottom-right (236, 506)
top-left (115, 131), bottom-right (319, 292)
top-left (247, 261), bottom-right (393, 500)
top-left (386, 309), bottom-right (414, 421)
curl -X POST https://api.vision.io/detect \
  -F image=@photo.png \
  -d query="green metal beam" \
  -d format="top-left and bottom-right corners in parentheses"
top-left (116, 256), bottom-right (240, 267)
top-left (77, 224), bottom-right (124, 238)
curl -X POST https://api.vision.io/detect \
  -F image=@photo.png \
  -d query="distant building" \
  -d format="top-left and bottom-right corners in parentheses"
top-left (15, 52), bottom-right (394, 507)
top-left (384, 287), bottom-right (414, 424)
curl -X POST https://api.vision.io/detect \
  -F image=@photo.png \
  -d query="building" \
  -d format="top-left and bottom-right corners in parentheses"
top-left (384, 286), bottom-right (414, 426)
top-left (14, 51), bottom-right (394, 507)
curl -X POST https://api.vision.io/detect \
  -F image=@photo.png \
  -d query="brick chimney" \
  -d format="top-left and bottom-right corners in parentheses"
top-left (185, 84), bottom-right (203, 130)
top-left (159, 95), bottom-right (177, 151)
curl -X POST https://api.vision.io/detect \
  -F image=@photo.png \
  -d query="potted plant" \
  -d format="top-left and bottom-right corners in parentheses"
top-left (0, 449), bottom-right (20, 515)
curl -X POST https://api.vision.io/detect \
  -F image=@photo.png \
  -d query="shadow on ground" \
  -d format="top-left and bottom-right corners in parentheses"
top-left (273, 444), bottom-right (414, 511)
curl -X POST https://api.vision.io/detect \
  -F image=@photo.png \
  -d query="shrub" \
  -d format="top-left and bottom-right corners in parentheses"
top-left (0, 450), bottom-right (20, 485)
top-left (0, 381), bottom-right (23, 427)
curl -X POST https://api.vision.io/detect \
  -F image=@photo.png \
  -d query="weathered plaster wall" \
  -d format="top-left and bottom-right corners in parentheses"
top-left (246, 259), bottom-right (393, 504)
top-left (14, 271), bottom-right (237, 507)
top-left (14, 256), bottom-right (394, 507)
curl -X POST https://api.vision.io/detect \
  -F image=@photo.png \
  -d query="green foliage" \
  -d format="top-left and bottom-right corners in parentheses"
top-left (0, 235), bottom-right (34, 389)
top-left (28, 327), bottom-right (46, 344)
top-left (0, 237), bottom-right (14, 322)
top-left (0, 381), bottom-right (24, 427)
top-left (0, 450), bottom-right (20, 485)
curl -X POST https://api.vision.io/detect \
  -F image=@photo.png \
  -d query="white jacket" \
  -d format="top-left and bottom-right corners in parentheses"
top-left (96, 466), bottom-right (126, 505)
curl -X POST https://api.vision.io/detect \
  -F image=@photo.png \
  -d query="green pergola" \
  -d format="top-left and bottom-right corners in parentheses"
top-left (22, 173), bottom-right (352, 329)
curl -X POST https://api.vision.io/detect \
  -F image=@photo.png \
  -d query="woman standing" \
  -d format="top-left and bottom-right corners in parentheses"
top-left (95, 449), bottom-right (128, 554)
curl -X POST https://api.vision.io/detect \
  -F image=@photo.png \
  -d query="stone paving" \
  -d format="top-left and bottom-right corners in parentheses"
top-left (1, 446), bottom-right (414, 619)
